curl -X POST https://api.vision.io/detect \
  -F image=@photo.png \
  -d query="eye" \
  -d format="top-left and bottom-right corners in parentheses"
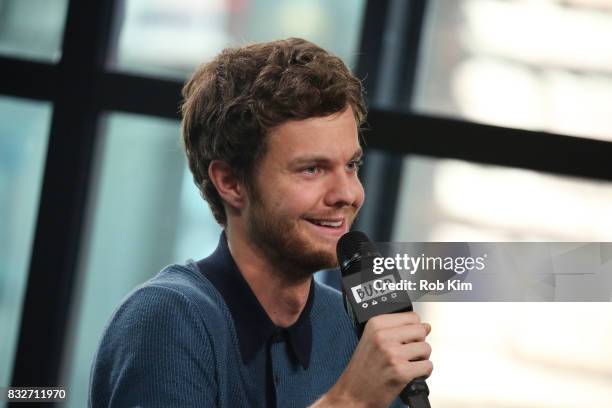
top-left (302, 166), bottom-right (321, 176)
top-left (346, 159), bottom-right (364, 172)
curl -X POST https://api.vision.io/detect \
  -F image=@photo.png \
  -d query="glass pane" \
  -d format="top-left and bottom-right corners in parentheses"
top-left (414, 0), bottom-right (612, 141)
top-left (394, 155), bottom-right (612, 407)
top-left (393, 155), bottom-right (612, 242)
top-left (423, 302), bottom-right (612, 407)
top-left (0, 95), bottom-right (52, 388)
top-left (61, 112), bottom-right (221, 407)
top-left (0, 0), bottom-right (69, 62)
top-left (110, 0), bottom-right (366, 78)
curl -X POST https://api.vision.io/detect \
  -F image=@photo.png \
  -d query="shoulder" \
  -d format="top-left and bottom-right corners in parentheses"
top-left (143, 261), bottom-right (218, 304)
top-left (98, 262), bottom-right (230, 351)
top-left (126, 262), bottom-right (224, 312)
top-left (90, 263), bottom-right (223, 407)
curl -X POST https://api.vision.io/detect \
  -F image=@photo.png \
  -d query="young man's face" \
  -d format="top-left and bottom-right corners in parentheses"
top-left (245, 106), bottom-right (365, 279)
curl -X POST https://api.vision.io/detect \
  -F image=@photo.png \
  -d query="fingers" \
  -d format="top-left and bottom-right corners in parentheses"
top-left (398, 360), bottom-right (434, 383)
top-left (365, 313), bottom-right (431, 337)
top-left (396, 341), bottom-right (432, 362)
top-left (376, 322), bottom-right (430, 345)
top-left (385, 359), bottom-right (434, 386)
top-left (365, 312), bottom-right (421, 331)
top-left (363, 312), bottom-right (433, 385)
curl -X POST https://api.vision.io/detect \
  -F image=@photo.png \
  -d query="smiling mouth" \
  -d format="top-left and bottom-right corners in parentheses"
top-left (305, 218), bottom-right (345, 229)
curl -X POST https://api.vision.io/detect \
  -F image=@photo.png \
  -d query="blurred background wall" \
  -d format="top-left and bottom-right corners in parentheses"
top-left (1, 0), bottom-right (611, 407)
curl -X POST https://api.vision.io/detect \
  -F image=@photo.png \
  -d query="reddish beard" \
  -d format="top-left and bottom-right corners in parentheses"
top-left (245, 192), bottom-right (347, 281)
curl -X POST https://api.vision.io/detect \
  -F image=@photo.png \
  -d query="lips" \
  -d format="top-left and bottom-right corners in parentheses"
top-left (303, 217), bottom-right (348, 236)
top-left (307, 219), bottom-right (343, 228)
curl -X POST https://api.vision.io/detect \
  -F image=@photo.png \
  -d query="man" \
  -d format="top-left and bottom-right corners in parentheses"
top-left (90, 38), bottom-right (432, 407)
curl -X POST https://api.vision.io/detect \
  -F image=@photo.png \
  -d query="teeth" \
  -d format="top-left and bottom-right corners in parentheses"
top-left (312, 220), bottom-right (342, 227)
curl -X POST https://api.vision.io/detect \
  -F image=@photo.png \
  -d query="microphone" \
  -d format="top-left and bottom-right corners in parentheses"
top-left (337, 231), bottom-right (431, 408)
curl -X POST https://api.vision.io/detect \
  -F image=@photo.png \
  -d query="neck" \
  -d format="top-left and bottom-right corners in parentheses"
top-left (225, 223), bottom-right (312, 328)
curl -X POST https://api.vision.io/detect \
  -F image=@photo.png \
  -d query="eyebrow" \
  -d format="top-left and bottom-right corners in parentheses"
top-left (289, 148), bottom-right (363, 167)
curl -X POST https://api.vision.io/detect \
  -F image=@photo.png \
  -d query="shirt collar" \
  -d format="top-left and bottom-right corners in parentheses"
top-left (196, 232), bottom-right (313, 369)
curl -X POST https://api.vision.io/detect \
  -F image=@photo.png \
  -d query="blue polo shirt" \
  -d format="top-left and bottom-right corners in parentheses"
top-left (89, 233), bottom-right (405, 407)
top-left (196, 233), bottom-right (316, 407)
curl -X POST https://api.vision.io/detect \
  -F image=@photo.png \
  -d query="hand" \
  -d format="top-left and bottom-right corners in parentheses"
top-left (313, 312), bottom-right (432, 408)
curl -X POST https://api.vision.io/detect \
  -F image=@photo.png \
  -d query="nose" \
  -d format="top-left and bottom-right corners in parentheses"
top-left (324, 170), bottom-right (364, 209)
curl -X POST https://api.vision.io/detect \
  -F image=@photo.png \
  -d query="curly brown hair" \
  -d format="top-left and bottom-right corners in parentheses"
top-left (181, 38), bottom-right (367, 226)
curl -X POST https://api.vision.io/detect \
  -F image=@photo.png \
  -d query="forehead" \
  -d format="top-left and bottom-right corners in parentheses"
top-left (265, 107), bottom-right (361, 161)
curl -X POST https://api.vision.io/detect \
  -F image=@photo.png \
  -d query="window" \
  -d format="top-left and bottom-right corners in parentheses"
top-left (414, 0), bottom-right (612, 141)
top-left (394, 156), bottom-right (612, 407)
top-left (110, 0), bottom-right (366, 78)
top-left (422, 302), bottom-right (612, 407)
top-left (394, 155), bottom-right (612, 242)
top-left (0, 96), bottom-right (52, 388)
top-left (61, 112), bottom-right (221, 407)
top-left (0, 0), bottom-right (69, 61)
top-left (2, 1), bottom-right (609, 406)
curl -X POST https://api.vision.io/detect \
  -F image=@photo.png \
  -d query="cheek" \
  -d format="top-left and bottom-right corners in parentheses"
top-left (354, 179), bottom-right (365, 208)
top-left (280, 181), bottom-right (324, 214)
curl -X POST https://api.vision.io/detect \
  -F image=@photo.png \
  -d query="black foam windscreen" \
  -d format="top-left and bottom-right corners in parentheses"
top-left (337, 231), bottom-right (380, 276)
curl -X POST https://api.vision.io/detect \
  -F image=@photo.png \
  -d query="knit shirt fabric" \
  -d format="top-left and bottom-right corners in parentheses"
top-left (89, 236), bottom-right (405, 407)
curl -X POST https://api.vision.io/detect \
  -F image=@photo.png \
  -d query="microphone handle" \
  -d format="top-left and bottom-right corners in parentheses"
top-left (400, 376), bottom-right (430, 408)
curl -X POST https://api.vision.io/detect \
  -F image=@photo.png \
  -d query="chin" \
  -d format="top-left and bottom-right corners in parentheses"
top-left (298, 226), bottom-right (346, 266)
top-left (302, 241), bottom-right (338, 270)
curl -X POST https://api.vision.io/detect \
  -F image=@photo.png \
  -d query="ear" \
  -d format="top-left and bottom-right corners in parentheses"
top-left (208, 160), bottom-right (247, 210)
